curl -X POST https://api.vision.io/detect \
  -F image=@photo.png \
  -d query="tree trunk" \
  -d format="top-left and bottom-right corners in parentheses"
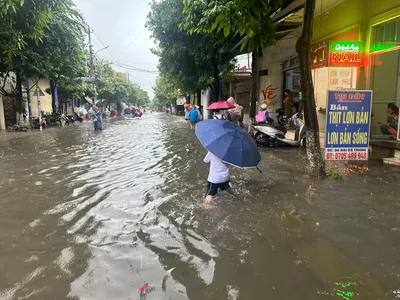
top-left (196, 89), bottom-right (201, 107)
top-left (211, 56), bottom-right (220, 102)
top-left (296, 0), bottom-right (325, 177)
top-left (250, 49), bottom-right (259, 119)
top-left (15, 73), bottom-right (23, 124)
top-left (116, 98), bottom-right (122, 116)
top-left (50, 79), bottom-right (57, 113)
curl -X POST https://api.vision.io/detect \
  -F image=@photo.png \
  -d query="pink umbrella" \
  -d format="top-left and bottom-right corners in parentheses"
top-left (208, 101), bottom-right (235, 110)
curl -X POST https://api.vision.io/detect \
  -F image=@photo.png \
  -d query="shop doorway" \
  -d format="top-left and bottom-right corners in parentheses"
top-left (370, 50), bottom-right (400, 138)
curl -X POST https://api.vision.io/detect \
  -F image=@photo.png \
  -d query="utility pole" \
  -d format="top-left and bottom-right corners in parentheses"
top-left (36, 86), bottom-right (42, 132)
top-left (88, 26), bottom-right (95, 79)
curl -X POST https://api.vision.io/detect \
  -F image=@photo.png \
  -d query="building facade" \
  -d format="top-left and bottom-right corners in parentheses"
top-left (258, 0), bottom-right (400, 136)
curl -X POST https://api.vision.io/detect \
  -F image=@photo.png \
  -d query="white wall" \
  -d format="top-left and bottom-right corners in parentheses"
top-left (259, 59), bottom-right (282, 119)
top-left (0, 95), bottom-right (5, 130)
top-left (258, 29), bottom-right (301, 118)
top-left (236, 53), bottom-right (252, 70)
top-left (201, 88), bottom-right (211, 119)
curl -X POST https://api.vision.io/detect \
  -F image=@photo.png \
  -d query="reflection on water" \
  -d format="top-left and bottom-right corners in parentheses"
top-left (0, 114), bottom-right (399, 300)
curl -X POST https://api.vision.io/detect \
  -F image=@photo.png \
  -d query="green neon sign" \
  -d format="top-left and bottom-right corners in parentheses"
top-left (330, 41), bottom-right (364, 53)
top-left (371, 43), bottom-right (398, 52)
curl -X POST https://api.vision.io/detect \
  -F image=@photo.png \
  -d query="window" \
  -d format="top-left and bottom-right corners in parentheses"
top-left (283, 57), bottom-right (299, 71)
top-left (372, 18), bottom-right (400, 45)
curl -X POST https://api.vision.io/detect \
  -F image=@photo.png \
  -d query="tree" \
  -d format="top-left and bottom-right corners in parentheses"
top-left (152, 75), bottom-right (181, 109)
top-left (0, 0), bottom-right (86, 124)
top-left (95, 59), bottom-right (150, 113)
top-left (38, 1), bottom-right (86, 112)
top-left (147, 0), bottom-right (240, 101)
top-left (296, 0), bottom-right (325, 176)
top-left (0, 0), bottom-right (57, 65)
top-left (182, 0), bottom-right (280, 118)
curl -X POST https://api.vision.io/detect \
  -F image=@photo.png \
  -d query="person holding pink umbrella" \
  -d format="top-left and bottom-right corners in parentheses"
top-left (208, 97), bottom-right (235, 120)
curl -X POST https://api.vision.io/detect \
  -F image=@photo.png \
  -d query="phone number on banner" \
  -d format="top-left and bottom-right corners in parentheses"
top-left (325, 150), bottom-right (368, 161)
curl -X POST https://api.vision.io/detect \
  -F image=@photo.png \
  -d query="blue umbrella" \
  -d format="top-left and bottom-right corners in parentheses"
top-left (195, 119), bottom-right (261, 168)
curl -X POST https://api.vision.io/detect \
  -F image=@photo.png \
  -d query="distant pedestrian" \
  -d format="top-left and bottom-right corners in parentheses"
top-left (256, 103), bottom-right (272, 124)
top-left (188, 105), bottom-right (199, 129)
top-left (91, 106), bottom-right (103, 131)
top-left (203, 151), bottom-right (230, 202)
top-left (213, 110), bottom-right (225, 120)
top-left (184, 104), bottom-right (192, 122)
top-left (196, 106), bottom-right (203, 122)
top-left (378, 103), bottom-right (399, 138)
top-left (283, 89), bottom-right (293, 121)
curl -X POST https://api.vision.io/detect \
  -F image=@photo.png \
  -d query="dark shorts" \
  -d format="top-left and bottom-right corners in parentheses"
top-left (205, 181), bottom-right (230, 197)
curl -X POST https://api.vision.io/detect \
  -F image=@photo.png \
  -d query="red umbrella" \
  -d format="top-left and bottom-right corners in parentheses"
top-left (208, 101), bottom-right (235, 110)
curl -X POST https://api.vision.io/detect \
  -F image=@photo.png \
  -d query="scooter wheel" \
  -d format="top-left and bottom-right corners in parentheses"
top-left (254, 132), bottom-right (270, 147)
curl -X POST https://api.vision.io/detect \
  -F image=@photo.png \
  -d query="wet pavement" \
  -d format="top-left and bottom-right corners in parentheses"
top-left (0, 113), bottom-right (399, 300)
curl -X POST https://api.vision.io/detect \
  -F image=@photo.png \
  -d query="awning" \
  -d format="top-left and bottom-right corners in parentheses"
top-left (231, 0), bottom-right (304, 52)
top-left (272, 0), bottom-right (304, 23)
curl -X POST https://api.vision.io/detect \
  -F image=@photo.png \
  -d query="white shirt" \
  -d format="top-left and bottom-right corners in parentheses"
top-left (213, 114), bottom-right (224, 120)
top-left (204, 152), bottom-right (229, 183)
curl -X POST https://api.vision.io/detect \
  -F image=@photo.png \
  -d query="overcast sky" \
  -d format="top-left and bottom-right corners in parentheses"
top-left (74, 0), bottom-right (159, 99)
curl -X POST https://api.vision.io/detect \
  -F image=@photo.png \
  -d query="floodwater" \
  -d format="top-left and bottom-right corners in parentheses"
top-left (0, 113), bottom-right (399, 300)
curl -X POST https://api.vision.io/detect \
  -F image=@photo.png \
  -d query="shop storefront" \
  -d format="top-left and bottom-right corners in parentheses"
top-left (282, 56), bottom-right (301, 103)
top-left (310, 28), bottom-right (361, 111)
top-left (368, 16), bottom-right (400, 138)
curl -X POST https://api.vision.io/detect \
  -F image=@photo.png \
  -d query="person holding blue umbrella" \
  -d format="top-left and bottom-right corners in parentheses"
top-left (196, 119), bottom-right (261, 201)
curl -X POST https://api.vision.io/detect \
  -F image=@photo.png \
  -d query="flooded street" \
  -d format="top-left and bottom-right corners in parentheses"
top-left (1, 113), bottom-right (400, 300)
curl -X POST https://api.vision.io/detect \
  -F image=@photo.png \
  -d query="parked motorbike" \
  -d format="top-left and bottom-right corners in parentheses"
top-left (276, 102), bottom-right (301, 125)
top-left (44, 112), bottom-right (67, 127)
top-left (29, 112), bottom-right (47, 129)
top-left (64, 114), bottom-right (75, 124)
top-left (253, 112), bottom-right (306, 147)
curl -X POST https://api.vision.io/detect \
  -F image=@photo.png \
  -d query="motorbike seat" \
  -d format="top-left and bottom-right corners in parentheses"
top-left (270, 124), bottom-right (287, 133)
top-left (254, 123), bottom-right (287, 134)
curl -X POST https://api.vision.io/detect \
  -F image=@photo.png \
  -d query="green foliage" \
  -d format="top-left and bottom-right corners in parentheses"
top-left (182, 0), bottom-right (281, 51)
top-left (152, 75), bottom-right (181, 109)
top-left (325, 170), bottom-right (343, 180)
top-left (94, 59), bottom-right (150, 109)
top-left (0, 0), bottom-right (87, 114)
top-left (0, 0), bottom-right (82, 68)
top-left (147, 0), bottom-right (240, 99)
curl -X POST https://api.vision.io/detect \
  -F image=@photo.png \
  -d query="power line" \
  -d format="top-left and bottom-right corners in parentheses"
top-left (91, 30), bottom-right (157, 73)
top-left (130, 38), bottom-right (151, 53)
top-left (97, 55), bottom-right (159, 74)
top-left (86, 24), bottom-right (159, 76)
top-left (124, 29), bottom-right (146, 50)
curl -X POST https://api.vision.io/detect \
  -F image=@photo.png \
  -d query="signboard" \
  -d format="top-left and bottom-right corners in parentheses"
top-left (329, 41), bottom-right (364, 67)
top-left (32, 87), bottom-right (45, 96)
top-left (176, 96), bottom-right (186, 105)
top-left (311, 40), bottom-right (328, 69)
top-left (325, 90), bottom-right (372, 161)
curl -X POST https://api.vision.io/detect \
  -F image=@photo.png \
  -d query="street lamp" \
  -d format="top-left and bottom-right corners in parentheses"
top-left (95, 46), bottom-right (110, 55)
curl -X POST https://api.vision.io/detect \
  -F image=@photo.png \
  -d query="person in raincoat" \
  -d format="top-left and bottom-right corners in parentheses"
top-left (90, 107), bottom-right (98, 130)
top-left (188, 105), bottom-right (199, 129)
top-left (91, 106), bottom-right (103, 131)
top-left (96, 108), bottom-right (103, 130)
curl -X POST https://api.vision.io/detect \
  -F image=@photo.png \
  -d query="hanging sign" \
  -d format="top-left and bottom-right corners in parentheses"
top-left (325, 90), bottom-right (372, 161)
top-left (328, 41), bottom-right (365, 67)
top-left (311, 40), bottom-right (328, 68)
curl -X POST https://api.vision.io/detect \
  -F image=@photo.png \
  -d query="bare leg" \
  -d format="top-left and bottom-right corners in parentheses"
top-left (205, 195), bottom-right (213, 202)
